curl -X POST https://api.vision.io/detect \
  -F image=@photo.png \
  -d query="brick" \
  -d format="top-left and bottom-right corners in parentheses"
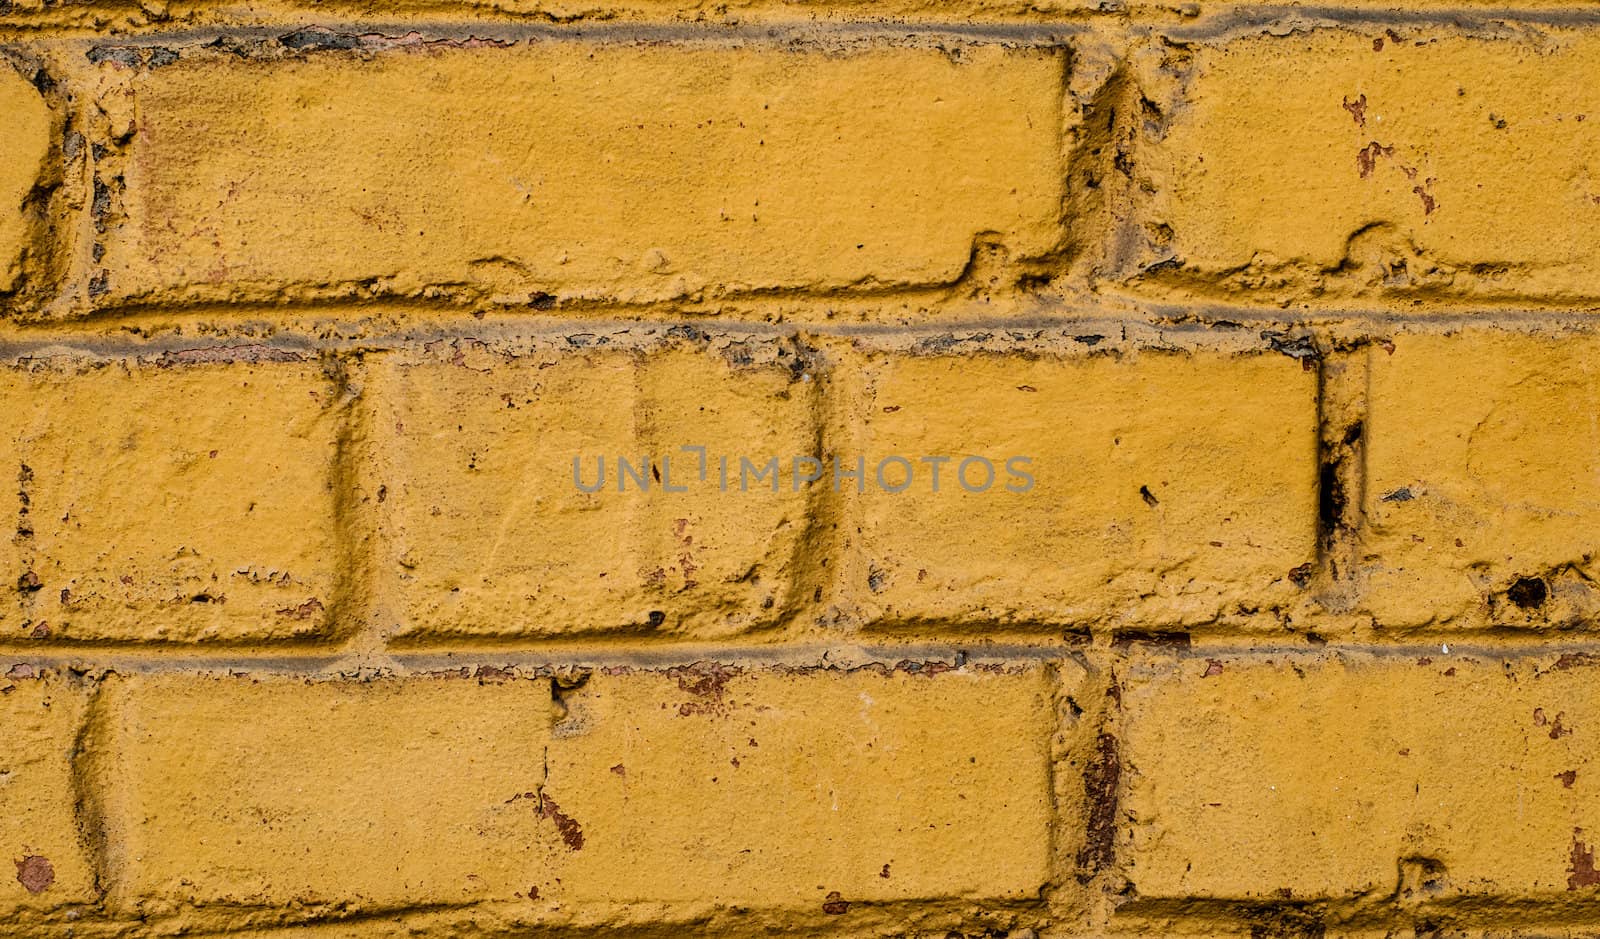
top-left (1129, 29), bottom-right (1600, 300)
top-left (1362, 331), bottom-right (1600, 627)
top-left (375, 342), bottom-right (816, 640)
top-left (98, 41), bottom-right (1065, 305)
top-left (0, 357), bottom-right (346, 642)
top-left (0, 64), bottom-right (51, 297)
top-left (0, 671), bottom-right (95, 914)
top-left (540, 664), bottom-right (1060, 908)
top-left (102, 673), bottom-right (556, 909)
top-left (844, 348), bottom-right (1319, 629)
top-left (102, 665), bottom-right (1058, 917)
top-left (1119, 651), bottom-right (1600, 901)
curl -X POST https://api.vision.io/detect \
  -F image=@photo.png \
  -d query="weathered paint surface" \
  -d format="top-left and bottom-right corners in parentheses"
top-left (0, 6), bottom-right (1595, 938)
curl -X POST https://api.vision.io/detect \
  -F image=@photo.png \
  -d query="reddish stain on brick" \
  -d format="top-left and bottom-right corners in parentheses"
top-left (13, 855), bottom-right (53, 894)
top-left (1571, 830), bottom-right (1600, 890)
top-left (538, 794), bottom-right (586, 852)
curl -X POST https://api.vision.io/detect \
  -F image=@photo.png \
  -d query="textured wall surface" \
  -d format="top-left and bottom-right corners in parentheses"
top-left (0, 2), bottom-right (1596, 936)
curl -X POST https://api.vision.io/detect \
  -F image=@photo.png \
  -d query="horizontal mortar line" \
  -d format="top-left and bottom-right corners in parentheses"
top-left (0, 295), bottom-right (1157, 339)
top-left (1117, 888), bottom-right (1600, 924)
top-left (21, 283), bottom-right (1600, 336)
top-left (46, 897), bottom-right (1053, 937)
top-left (6, 637), bottom-right (1600, 673)
top-left (4, 2), bottom-right (1600, 42)
top-left (1115, 636), bottom-right (1600, 660)
top-left (391, 635), bottom-right (1600, 662)
top-left (50, 902), bottom-right (1600, 938)
top-left (0, 639), bottom-right (1093, 673)
top-left (0, 325), bottom-right (1230, 357)
top-left (19, 18), bottom-right (1092, 45)
top-left (0, 309), bottom-right (1139, 342)
top-left (4, 309), bottom-right (1600, 354)
top-left (1113, 896), bottom-right (1600, 930)
top-left (0, 319), bottom-right (1207, 354)
top-left (1154, 1), bottom-right (1600, 38)
top-left (1, 3), bottom-right (1598, 45)
top-left (38, 284), bottom-right (1029, 325)
top-left (1095, 293), bottom-right (1600, 326)
top-left (0, 331), bottom-right (331, 359)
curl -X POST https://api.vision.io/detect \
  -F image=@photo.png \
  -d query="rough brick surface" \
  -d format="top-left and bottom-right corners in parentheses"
top-left (1362, 331), bottom-right (1600, 628)
top-left (1120, 651), bottom-right (1600, 904)
top-left (98, 665), bottom-right (1059, 925)
top-left (374, 340), bottom-right (818, 640)
top-left (0, 4), bottom-right (1596, 937)
top-left (843, 345), bottom-right (1319, 629)
top-left (102, 674), bottom-right (554, 910)
top-left (540, 664), bottom-right (1062, 908)
top-left (96, 41), bottom-right (1065, 306)
top-left (1125, 29), bottom-right (1600, 302)
top-left (0, 357), bottom-right (347, 642)
top-left (0, 672), bottom-right (95, 915)
top-left (0, 65), bottom-right (50, 299)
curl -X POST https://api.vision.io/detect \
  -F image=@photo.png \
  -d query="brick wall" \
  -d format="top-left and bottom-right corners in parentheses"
top-left (0, 6), bottom-right (1596, 937)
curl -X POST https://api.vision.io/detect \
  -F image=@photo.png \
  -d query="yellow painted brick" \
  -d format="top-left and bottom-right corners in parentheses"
top-left (1133, 29), bottom-right (1600, 299)
top-left (847, 349), bottom-right (1319, 628)
top-left (101, 666), bottom-right (1058, 919)
top-left (377, 344), bottom-right (815, 640)
top-left (0, 671), bottom-right (95, 914)
top-left (102, 673), bottom-right (556, 910)
top-left (1121, 652), bottom-right (1600, 901)
top-left (0, 357), bottom-right (346, 642)
top-left (0, 65), bottom-right (50, 296)
top-left (100, 42), bottom-right (1065, 304)
top-left (1362, 331), bottom-right (1600, 627)
top-left (540, 664), bottom-right (1060, 908)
